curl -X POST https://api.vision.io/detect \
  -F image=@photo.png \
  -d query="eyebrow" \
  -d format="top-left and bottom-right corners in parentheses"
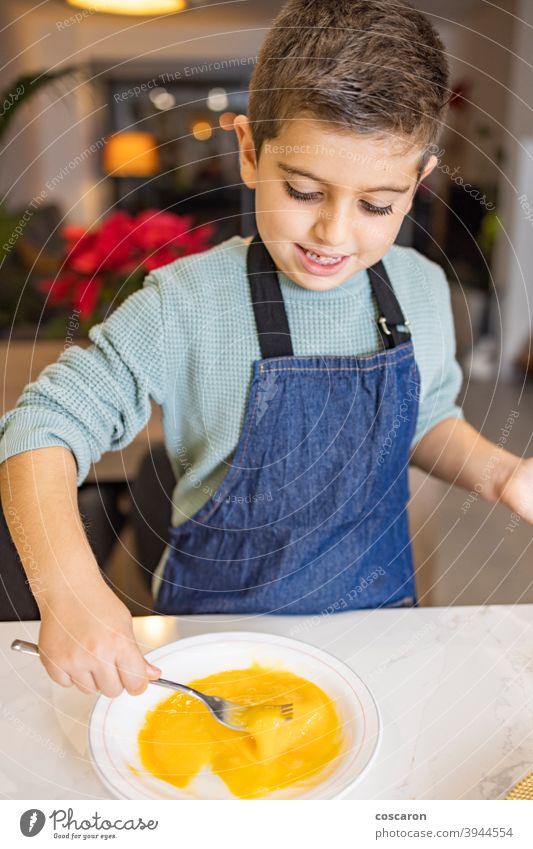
top-left (277, 162), bottom-right (411, 194)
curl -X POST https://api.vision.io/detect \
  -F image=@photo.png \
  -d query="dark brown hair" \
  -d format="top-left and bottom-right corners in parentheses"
top-left (248, 0), bottom-right (450, 175)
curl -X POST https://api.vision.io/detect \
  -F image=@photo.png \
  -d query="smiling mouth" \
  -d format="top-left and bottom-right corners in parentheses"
top-left (297, 244), bottom-right (349, 266)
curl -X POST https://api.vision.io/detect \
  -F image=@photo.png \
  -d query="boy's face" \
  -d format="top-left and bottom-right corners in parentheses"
top-left (234, 113), bottom-right (438, 292)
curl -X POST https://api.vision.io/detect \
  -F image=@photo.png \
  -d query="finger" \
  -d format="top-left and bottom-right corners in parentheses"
top-left (38, 651), bottom-right (74, 688)
top-left (116, 649), bottom-right (152, 696)
top-left (92, 661), bottom-right (124, 699)
top-left (147, 663), bottom-right (162, 679)
top-left (43, 663), bottom-right (73, 688)
top-left (54, 670), bottom-right (73, 688)
top-left (70, 670), bottom-right (98, 695)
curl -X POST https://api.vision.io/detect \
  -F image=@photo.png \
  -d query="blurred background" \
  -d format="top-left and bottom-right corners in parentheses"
top-left (0, 0), bottom-right (532, 611)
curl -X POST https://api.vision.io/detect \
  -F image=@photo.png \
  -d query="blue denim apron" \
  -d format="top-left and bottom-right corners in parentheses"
top-left (155, 233), bottom-right (421, 615)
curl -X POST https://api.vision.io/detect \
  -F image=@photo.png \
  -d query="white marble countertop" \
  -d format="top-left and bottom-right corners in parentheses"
top-left (1, 605), bottom-right (532, 800)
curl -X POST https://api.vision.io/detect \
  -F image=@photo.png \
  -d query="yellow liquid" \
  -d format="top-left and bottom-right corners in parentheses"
top-left (137, 664), bottom-right (344, 799)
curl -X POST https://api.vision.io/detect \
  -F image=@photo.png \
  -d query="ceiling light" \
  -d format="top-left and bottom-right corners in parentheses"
top-left (66, 0), bottom-right (187, 16)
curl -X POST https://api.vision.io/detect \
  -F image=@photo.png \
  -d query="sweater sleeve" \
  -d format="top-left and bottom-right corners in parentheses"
top-left (410, 259), bottom-right (465, 448)
top-left (0, 274), bottom-right (167, 487)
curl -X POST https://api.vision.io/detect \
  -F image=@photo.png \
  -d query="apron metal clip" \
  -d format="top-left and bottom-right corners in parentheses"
top-left (378, 316), bottom-right (410, 335)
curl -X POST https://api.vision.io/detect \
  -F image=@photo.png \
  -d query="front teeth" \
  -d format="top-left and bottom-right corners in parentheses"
top-left (305, 249), bottom-right (343, 265)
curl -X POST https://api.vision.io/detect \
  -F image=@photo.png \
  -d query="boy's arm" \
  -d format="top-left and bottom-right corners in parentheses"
top-left (0, 447), bottom-right (161, 695)
top-left (0, 447), bottom-right (159, 697)
top-left (0, 275), bottom-right (167, 487)
top-left (410, 416), bottom-right (533, 521)
top-left (403, 257), bottom-right (532, 518)
top-left (0, 276), bottom-right (168, 695)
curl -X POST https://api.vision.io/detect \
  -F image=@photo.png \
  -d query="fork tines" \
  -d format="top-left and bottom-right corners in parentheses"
top-left (279, 703), bottom-right (293, 720)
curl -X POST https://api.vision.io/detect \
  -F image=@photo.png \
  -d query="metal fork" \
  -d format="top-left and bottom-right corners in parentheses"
top-left (10, 639), bottom-right (294, 732)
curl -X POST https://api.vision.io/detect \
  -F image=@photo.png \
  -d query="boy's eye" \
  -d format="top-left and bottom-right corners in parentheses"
top-left (284, 181), bottom-right (322, 202)
top-left (284, 181), bottom-right (394, 217)
top-left (360, 200), bottom-right (394, 216)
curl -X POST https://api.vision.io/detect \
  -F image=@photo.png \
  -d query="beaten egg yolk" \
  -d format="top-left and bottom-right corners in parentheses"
top-left (137, 664), bottom-right (343, 799)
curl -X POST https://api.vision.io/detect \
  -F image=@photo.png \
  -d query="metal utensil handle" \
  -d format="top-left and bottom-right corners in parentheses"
top-left (10, 638), bottom-right (169, 682)
top-left (10, 641), bottom-right (194, 696)
top-left (151, 677), bottom-right (215, 702)
top-left (10, 641), bottom-right (211, 702)
top-left (11, 639), bottom-right (40, 656)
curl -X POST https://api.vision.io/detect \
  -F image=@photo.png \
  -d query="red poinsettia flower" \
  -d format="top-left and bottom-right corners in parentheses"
top-left (137, 217), bottom-right (214, 271)
top-left (66, 233), bottom-right (101, 274)
top-left (61, 225), bottom-right (87, 243)
top-left (43, 209), bottom-right (214, 324)
top-left (133, 210), bottom-right (193, 252)
top-left (74, 275), bottom-right (104, 318)
top-left (134, 210), bottom-right (214, 257)
top-left (38, 273), bottom-right (80, 306)
top-left (180, 223), bottom-right (214, 255)
top-left (142, 246), bottom-right (183, 272)
top-left (95, 212), bottom-right (138, 272)
top-left (39, 272), bottom-right (104, 318)
top-left (61, 212), bottom-right (134, 275)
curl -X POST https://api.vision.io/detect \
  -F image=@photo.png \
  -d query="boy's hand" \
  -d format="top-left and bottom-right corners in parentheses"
top-left (37, 577), bottom-right (161, 697)
top-left (498, 457), bottom-right (533, 523)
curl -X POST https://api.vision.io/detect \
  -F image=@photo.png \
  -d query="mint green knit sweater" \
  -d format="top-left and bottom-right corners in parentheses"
top-left (0, 235), bottom-right (464, 598)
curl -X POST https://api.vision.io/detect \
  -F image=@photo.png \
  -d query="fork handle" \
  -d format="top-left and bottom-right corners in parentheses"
top-left (11, 640), bottom-right (39, 656)
top-left (150, 678), bottom-right (216, 703)
top-left (11, 641), bottom-right (210, 707)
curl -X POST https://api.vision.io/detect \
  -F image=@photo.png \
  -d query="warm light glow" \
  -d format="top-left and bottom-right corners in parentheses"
top-left (191, 120), bottom-right (212, 141)
top-left (66, 0), bottom-right (186, 15)
top-left (103, 132), bottom-right (160, 177)
top-left (149, 88), bottom-right (176, 111)
top-left (219, 111), bottom-right (237, 131)
top-left (139, 616), bottom-right (175, 642)
top-left (207, 87), bottom-right (228, 111)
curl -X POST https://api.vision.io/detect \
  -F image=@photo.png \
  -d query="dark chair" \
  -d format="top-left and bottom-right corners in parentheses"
top-left (0, 443), bottom-right (176, 620)
top-left (128, 442), bottom-right (176, 593)
top-left (0, 481), bottom-right (127, 621)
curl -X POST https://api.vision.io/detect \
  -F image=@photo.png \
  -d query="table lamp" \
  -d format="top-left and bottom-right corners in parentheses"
top-left (103, 131), bottom-right (160, 209)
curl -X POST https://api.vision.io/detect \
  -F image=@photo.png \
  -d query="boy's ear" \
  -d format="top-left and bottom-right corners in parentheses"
top-left (419, 154), bottom-right (439, 182)
top-left (406, 154), bottom-right (439, 212)
top-left (234, 114), bottom-right (258, 190)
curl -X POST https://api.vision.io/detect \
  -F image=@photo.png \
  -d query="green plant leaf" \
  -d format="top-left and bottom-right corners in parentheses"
top-left (0, 66), bottom-right (81, 144)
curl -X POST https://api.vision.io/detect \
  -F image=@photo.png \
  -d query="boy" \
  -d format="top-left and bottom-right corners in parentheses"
top-left (0, 0), bottom-right (531, 699)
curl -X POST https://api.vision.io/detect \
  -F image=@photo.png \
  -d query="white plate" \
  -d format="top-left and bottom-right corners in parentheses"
top-left (88, 631), bottom-right (381, 800)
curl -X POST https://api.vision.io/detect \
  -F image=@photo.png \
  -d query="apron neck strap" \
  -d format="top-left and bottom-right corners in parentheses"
top-left (247, 231), bottom-right (294, 358)
top-left (367, 260), bottom-right (412, 349)
top-left (246, 233), bottom-right (411, 358)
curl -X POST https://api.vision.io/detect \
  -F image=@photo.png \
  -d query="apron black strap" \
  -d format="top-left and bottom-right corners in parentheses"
top-left (367, 260), bottom-right (412, 349)
top-left (247, 232), bottom-right (293, 358)
top-left (246, 233), bottom-right (410, 356)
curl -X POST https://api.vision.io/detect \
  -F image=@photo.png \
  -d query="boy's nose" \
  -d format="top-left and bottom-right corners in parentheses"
top-left (313, 203), bottom-right (353, 252)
